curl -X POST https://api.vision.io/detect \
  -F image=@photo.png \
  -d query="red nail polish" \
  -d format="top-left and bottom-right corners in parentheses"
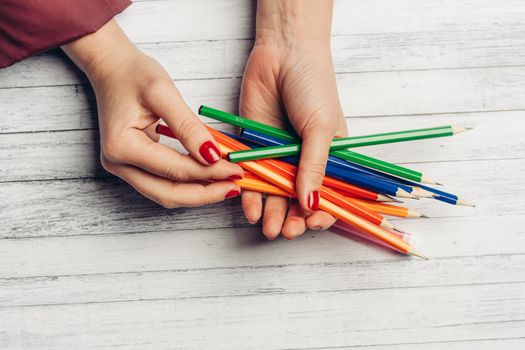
top-left (308, 191), bottom-right (320, 211)
top-left (225, 189), bottom-right (241, 199)
top-left (199, 141), bottom-right (221, 164)
top-left (228, 175), bottom-right (243, 180)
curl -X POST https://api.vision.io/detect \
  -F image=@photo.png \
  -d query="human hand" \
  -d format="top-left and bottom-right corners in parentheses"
top-left (239, 0), bottom-right (347, 239)
top-left (63, 20), bottom-right (243, 207)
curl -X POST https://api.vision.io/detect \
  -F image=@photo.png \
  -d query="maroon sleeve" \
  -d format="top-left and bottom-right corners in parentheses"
top-left (0, 0), bottom-right (132, 68)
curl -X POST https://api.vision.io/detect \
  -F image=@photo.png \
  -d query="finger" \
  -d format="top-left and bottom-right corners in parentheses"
top-left (306, 211), bottom-right (337, 231)
top-left (295, 120), bottom-right (335, 214)
top-left (262, 195), bottom-right (289, 240)
top-left (113, 129), bottom-right (243, 182)
top-left (105, 160), bottom-right (241, 208)
top-left (241, 190), bottom-right (263, 224)
top-left (144, 120), bottom-right (161, 142)
top-left (143, 80), bottom-right (223, 165)
top-left (281, 201), bottom-right (308, 240)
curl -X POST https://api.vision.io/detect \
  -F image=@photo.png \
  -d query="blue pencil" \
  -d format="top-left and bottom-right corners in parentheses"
top-left (240, 128), bottom-right (473, 206)
top-left (237, 129), bottom-right (415, 198)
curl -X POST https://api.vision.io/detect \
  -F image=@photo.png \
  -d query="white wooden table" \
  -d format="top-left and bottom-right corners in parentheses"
top-left (1, 1), bottom-right (525, 348)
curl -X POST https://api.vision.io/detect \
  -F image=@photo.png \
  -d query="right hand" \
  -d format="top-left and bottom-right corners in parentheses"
top-left (63, 20), bottom-right (244, 208)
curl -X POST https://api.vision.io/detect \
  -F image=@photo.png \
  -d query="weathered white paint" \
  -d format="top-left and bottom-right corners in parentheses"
top-left (1, 0), bottom-right (524, 348)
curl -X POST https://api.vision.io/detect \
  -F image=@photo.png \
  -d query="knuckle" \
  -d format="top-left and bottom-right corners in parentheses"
top-left (175, 116), bottom-right (201, 141)
top-left (164, 164), bottom-right (185, 181)
top-left (100, 153), bottom-right (116, 174)
top-left (143, 76), bottom-right (175, 101)
top-left (102, 137), bottom-right (126, 163)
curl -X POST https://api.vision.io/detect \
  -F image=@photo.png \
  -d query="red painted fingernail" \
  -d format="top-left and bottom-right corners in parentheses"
top-left (225, 189), bottom-right (241, 199)
top-left (199, 141), bottom-right (221, 164)
top-left (307, 191), bottom-right (320, 211)
top-left (228, 175), bottom-right (243, 180)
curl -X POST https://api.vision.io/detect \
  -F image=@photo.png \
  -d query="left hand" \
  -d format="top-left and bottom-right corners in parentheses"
top-left (239, 34), bottom-right (347, 240)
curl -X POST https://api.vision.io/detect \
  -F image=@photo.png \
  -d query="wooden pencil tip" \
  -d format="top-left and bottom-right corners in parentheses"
top-left (414, 188), bottom-right (435, 198)
top-left (420, 176), bottom-right (443, 186)
top-left (378, 194), bottom-right (395, 202)
top-left (452, 126), bottom-right (472, 134)
top-left (408, 249), bottom-right (429, 260)
top-left (397, 189), bottom-right (417, 199)
top-left (456, 199), bottom-right (476, 207)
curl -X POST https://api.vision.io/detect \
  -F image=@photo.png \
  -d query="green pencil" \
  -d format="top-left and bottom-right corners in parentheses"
top-left (227, 125), bottom-right (468, 162)
top-left (198, 105), bottom-right (443, 184)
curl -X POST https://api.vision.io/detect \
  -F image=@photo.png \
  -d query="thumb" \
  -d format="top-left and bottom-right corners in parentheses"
top-left (146, 80), bottom-right (223, 165)
top-left (296, 121), bottom-right (335, 213)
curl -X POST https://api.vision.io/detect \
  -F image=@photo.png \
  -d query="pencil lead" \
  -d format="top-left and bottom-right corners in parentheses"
top-left (408, 249), bottom-right (429, 260)
top-left (420, 214), bottom-right (430, 218)
top-left (435, 182), bottom-right (444, 186)
top-left (393, 227), bottom-right (404, 233)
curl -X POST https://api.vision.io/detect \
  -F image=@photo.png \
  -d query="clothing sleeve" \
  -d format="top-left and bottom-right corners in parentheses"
top-left (0, 0), bottom-right (132, 68)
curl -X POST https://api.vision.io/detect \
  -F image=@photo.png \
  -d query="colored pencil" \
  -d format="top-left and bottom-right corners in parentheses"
top-left (205, 128), bottom-right (396, 230)
top-left (199, 105), bottom-right (440, 184)
top-left (235, 177), bottom-right (411, 252)
top-left (157, 123), bottom-right (427, 258)
top-left (156, 124), bottom-right (396, 202)
top-left (332, 221), bottom-right (411, 254)
top-left (228, 125), bottom-right (468, 162)
top-left (239, 128), bottom-right (432, 198)
top-left (236, 175), bottom-right (424, 219)
top-left (211, 132), bottom-right (424, 257)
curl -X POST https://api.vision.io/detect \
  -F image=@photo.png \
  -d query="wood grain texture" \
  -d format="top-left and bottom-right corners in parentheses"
top-left (1, 0), bottom-right (525, 348)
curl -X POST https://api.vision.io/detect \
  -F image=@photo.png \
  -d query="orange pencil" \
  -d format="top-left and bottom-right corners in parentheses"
top-left (204, 126), bottom-right (395, 230)
top-left (156, 124), bottom-right (391, 202)
top-left (207, 130), bottom-right (425, 258)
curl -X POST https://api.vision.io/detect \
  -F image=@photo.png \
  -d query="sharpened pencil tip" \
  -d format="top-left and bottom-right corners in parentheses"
top-left (413, 188), bottom-right (435, 198)
top-left (456, 199), bottom-right (476, 207)
top-left (452, 126), bottom-right (472, 134)
top-left (421, 214), bottom-right (430, 218)
top-left (408, 250), bottom-right (429, 260)
top-left (397, 189), bottom-right (415, 199)
top-left (420, 176), bottom-right (443, 186)
top-left (393, 227), bottom-right (404, 233)
top-left (377, 194), bottom-right (395, 202)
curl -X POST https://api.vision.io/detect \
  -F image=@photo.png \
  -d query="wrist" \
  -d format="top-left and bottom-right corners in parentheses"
top-left (255, 0), bottom-right (333, 50)
top-left (62, 20), bottom-right (140, 87)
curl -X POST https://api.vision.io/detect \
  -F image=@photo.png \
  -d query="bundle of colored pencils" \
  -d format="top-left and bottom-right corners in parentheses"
top-left (157, 106), bottom-right (473, 259)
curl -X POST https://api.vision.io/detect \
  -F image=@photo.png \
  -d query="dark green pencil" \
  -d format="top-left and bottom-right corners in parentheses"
top-left (198, 105), bottom-right (446, 184)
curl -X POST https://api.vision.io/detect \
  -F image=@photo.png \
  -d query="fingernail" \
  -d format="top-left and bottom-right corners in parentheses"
top-left (199, 141), bottom-right (221, 164)
top-left (225, 189), bottom-right (241, 199)
top-left (228, 175), bottom-right (243, 180)
top-left (307, 191), bottom-right (320, 211)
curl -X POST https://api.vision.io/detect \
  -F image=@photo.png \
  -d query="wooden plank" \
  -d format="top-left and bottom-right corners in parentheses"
top-left (2, 27), bottom-right (525, 89)
top-left (115, 0), bottom-right (525, 43)
top-left (320, 338), bottom-right (525, 350)
top-left (1, 111), bottom-right (522, 181)
top-left (1, 157), bottom-right (523, 239)
top-left (1, 212), bottom-right (524, 278)
top-left (1, 283), bottom-right (524, 348)
top-left (3, 65), bottom-right (525, 133)
top-left (1, 254), bottom-right (523, 307)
